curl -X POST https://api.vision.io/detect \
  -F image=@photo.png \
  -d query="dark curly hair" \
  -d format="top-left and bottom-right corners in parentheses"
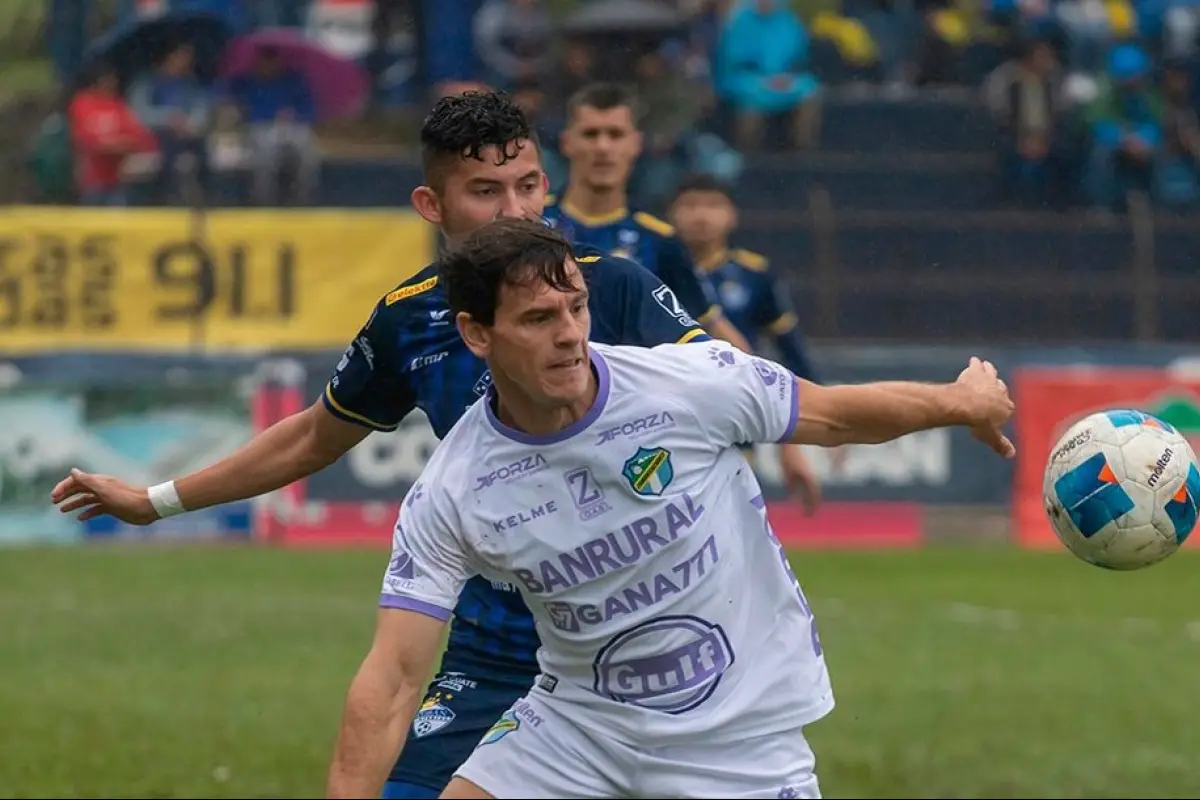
top-left (440, 219), bottom-right (578, 327)
top-left (420, 91), bottom-right (541, 190)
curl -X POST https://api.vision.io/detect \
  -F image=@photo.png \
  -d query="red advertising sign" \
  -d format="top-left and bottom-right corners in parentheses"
top-left (1013, 367), bottom-right (1200, 549)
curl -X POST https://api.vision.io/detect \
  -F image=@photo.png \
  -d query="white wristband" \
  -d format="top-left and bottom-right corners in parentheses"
top-left (147, 481), bottom-right (186, 519)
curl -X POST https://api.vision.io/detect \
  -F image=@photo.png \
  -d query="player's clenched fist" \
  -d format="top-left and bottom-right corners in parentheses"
top-left (49, 468), bottom-right (158, 524)
top-left (955, 356), bottom-right (1016, 459)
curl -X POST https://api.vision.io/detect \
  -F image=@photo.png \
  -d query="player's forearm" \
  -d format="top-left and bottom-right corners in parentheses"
top-left (173, 408), bottom-right (342, 511)
top-left (791, 380), bottom-right (972, 447)
top-left (325, 664), bottom-right (423, 799)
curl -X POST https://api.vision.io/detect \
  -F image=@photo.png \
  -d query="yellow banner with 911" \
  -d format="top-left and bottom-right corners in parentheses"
top-left (0, 207), bottom-right (432, 353)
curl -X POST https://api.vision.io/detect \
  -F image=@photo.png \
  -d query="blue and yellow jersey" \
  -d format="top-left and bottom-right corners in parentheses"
top-left (697, 247), bottom-right (820, 383)
top-left (543, 196), bottom-right (723, 327)
top-left (322, 247), bottom-right (710, 672)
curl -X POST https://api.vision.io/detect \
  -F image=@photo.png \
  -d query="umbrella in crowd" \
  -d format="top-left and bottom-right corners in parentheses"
top-left (218, 27), bottom-right (372, 122)
top-left (83, 10), bottom-right (235, 86)
top-left (562, 0), bottom-right (686, 37)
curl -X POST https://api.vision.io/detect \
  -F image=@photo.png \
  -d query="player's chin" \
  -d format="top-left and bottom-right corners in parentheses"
top-left (541, 358), bottom-right (590, 398)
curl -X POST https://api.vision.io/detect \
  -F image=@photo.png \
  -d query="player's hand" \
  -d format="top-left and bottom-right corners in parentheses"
top-left (955, 356), bottom-right (1016, 459)
top-left (49, 468), bottom-right (158, 524)
top-left (779, 444), bottom-right (822, 516)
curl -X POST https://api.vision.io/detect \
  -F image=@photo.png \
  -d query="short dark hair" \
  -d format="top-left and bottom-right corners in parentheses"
top-left (566, 82), bottom-right (640, 124)
top-left (440, 219), bottom-right (578, 326)
top-left (672, 172), bottom-right (735, 203)
top-left (420, 91), bottom-right (540, 190)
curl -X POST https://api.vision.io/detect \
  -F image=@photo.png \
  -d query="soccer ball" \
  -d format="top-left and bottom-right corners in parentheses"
top-left (1043, 409), bottom-right (1200, 570)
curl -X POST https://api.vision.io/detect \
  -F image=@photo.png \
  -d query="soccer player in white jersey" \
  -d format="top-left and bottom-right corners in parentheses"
top-left (324, 219), bottom-right (1016, 800)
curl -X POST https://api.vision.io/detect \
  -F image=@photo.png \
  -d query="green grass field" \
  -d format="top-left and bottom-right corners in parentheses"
top-left (3, 544), bottom-right (1199, 799)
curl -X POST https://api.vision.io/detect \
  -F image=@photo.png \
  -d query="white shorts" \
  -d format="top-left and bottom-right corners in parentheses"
top-left (453, 693), bottom-right (821, 799)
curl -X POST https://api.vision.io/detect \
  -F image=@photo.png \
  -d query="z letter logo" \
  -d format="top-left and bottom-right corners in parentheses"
top-left (651, 285), bottom-right (697, 328)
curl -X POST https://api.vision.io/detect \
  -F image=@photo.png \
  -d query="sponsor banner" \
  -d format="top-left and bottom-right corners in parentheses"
top-left (0, 380), bottom-right (255, 546)
top-left (0, 207), bottom-right (430, 354)
top-left (1013, 368), bottom-right (1200, 549)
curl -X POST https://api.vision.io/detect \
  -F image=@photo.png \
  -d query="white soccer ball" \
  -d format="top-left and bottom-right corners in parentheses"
top-left (1043, 408), bottom-right (1200, 570)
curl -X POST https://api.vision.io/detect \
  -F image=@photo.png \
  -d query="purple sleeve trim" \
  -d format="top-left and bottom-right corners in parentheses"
top-left (378, 593), bottom-right (453, 621)
top-left (776, 374), bottom-right (801, 444)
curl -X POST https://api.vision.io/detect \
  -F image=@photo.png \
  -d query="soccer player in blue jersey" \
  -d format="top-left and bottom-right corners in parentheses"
top-left (543, 82), bottom-right (752, 354)
top-left (671, 172), bottom-right (821, 385)
top-left (49, 91), bottom-right (710, 800)
top-left (671, 172), bottom-right (837, 505)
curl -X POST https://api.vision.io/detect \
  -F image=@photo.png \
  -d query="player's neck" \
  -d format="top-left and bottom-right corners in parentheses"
top-left (492, 362), bottom-right (600, 438)
top-left (562, 183), bottom-right (627, 222)
top-left (689, 242), bottom-right (728, 272)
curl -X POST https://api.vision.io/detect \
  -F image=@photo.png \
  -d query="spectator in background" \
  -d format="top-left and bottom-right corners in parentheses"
top-left (511, 78), bottom-right (568, 187)
top-left (630, 48), bottom-right (700, 210)
top-left (717, 0), bottom-right (821, 151)
top-left (670, 0), bottom-right (729, 124)
top-left (220, 45), bottom-right (321, 206)
top-left (842, 0), bottom-right (922, 92)
top-left (544, 41), bottom-right (594, 135)
top-left (473, 0), bottom-right (555, 91)
top-left (128, 43), bottom-right (212, 206)
top-left (1159, 58), bottom-right (1200, 206)
top-left (1054, 0), bottom-right (1116, 75)
top-left (67, 61), bottom-right (158, 206)
top-left (984, 37), bottom-right (1070, 206)
top-left (1083, 43), bottom-right (1163, 210)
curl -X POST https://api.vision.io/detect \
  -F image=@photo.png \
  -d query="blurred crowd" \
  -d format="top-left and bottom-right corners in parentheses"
top-left (981, 9), bottom-right (1200, 211)
top-left (31, 0), bottom-right (1200, 213)
top-left (67, 40), bottom-right (324, 207)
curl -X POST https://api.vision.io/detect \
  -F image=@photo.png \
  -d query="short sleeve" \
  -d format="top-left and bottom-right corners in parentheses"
top-left (667, 340), bottom-right (800, 448)
top-left (322, 301), bottom-right (416, 431)
top-left (378, 483), bottom-right (473, 620)
top-left (588, 255), bottom-right (711, 347)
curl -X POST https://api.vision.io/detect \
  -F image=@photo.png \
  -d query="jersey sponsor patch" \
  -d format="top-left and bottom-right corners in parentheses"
top-left (386, 276), bottom-right (438, 305)
top-left (412, 693), bottom-right (456, 738)
top-left (592, 614), bottom-right (734, 714)
top-left (651, 284), bottom-right (697, 327)
top-left (622, 446), bottom-right (674, 497)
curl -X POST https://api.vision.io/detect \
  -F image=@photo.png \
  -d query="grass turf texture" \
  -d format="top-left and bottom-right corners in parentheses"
top-left (2, 545), bottom-right (1198, 799)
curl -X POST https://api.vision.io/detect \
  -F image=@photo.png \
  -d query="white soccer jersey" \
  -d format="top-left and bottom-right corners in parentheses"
top-left (380, 340), bottom-right (833, 745)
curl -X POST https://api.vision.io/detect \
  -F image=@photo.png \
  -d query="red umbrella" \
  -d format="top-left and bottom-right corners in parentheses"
top-left (218, 27), bottom-right (371, 121)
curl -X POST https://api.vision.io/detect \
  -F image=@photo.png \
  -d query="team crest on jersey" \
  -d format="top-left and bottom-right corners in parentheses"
top-left (479, 710), bottom-right (520, 745)
top-left (622, 446), bottom-right (674, 497)
top-left (412, 693), bottom-right (456, 738)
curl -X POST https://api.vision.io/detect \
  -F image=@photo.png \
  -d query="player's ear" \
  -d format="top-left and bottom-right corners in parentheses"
top-left (411, 185), bottom-right (443, 226)
top-left (456, 312), bottom-right (490, 359)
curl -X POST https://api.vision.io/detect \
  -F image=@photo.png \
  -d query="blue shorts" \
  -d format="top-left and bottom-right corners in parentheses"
top-left (385, 665), bottom-right (536, 795)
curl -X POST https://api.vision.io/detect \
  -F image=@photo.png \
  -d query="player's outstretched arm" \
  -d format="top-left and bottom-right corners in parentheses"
top-left (49, 401), bottom-right (369, 524)
top-left (788, 357), bottom-right (1016, 457)
top-left (325, 607), bottom-right (446, 799)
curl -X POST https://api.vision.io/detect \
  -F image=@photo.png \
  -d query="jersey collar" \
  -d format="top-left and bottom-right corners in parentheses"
top-left (694, 248), bottom-right (730, 273)
top-left (485, 346), bottom-right (612, 446)
top-left (561, 197), bottom-right (628, 227)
